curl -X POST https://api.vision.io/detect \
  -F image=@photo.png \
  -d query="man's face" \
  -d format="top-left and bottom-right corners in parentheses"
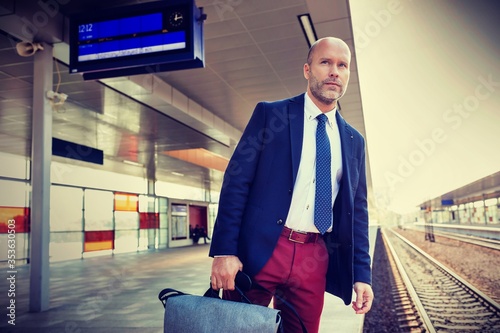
top-left (304, 39), bottom-right (351, 109)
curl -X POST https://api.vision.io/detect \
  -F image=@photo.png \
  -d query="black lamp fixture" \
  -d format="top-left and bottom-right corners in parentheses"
top-left (297, 13), bottom-right (318, 47)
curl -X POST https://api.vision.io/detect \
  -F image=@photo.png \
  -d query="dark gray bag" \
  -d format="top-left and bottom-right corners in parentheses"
top-left (160, 289), bottom-right (281, 333)
top-left (158, 271), bottom-right (307, 333)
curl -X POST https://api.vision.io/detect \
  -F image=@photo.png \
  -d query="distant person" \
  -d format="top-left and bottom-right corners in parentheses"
top-left (200, 227), bottom-right (210, 244)
top-left (208, 37), bottom-right (373, 332)
top-left (191, 225), bottom-right (200, 244)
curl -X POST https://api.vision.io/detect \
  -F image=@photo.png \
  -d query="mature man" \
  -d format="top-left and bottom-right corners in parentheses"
top-left (209, 37), bottom-right (373, 333)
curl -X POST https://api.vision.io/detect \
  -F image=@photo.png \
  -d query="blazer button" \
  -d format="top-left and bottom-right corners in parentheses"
top-left (277, 219), bottom-right (283, 225)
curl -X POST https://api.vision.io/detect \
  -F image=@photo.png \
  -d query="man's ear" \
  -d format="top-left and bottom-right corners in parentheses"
top-left (303, 63), bottom-right (310, 79)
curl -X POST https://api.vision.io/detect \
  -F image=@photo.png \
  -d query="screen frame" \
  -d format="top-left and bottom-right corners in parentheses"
top-left (69, 0), bottom-right (204, 78)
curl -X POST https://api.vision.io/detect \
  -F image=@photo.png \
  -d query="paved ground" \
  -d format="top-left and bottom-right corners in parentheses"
top-left (1, 227), bottom-right (377, 332)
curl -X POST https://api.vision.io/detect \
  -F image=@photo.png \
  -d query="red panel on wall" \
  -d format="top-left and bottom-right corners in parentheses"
top-left (84, 230), bottom-right (115, 252)
top-left (0, 207), bottom-right (30, 233)
top-left (139, 212), bottom-right (159, 229)
top-left (189, 205), bottom-right (207, 230)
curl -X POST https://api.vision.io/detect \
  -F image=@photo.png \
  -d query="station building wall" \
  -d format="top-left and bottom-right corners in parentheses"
top-left (423, 199), bottom-right (500, 226)
top-left (0, 152), bottom-right (218, 264)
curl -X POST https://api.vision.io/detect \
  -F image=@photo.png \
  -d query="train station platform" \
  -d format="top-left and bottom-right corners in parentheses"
top-left (1, 226), bottom-right (377, 333)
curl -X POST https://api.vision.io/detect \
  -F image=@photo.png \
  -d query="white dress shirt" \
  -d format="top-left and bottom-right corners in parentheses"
top-left (284, 93), bottom-right (343, 233)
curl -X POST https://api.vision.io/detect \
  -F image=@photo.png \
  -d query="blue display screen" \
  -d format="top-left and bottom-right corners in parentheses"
top-left (78, 13), bottom-right (161, 41)
top-left (77, 13), bottom-right (186, 62)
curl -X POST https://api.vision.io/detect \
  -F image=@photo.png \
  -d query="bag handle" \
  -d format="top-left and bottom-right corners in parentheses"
top-left (158, 288), bottom-right (186, 308)
top-left (205, 271), bottom-right (307, 333)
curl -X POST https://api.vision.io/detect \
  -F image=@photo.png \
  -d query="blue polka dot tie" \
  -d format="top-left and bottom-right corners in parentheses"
top-left (315, 114), bottom-right (332, 234)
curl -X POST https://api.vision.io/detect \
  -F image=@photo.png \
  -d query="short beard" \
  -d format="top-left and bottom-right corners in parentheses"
top-left (310, 84), bottom-right (339, 105)
top-left (308, 73), bottom-right (343, 106)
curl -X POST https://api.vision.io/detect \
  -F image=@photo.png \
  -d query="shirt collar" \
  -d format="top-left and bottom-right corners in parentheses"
top-left (304, 93), bottom-right (337, 126)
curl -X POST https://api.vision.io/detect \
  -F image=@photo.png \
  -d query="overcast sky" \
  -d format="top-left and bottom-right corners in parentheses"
top-left (349, 0), bottom-right (500, 213)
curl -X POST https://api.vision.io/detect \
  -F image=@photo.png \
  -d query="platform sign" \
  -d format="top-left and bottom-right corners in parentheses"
top-left (69, 0), bottom-right (205, 80)
top-left (441, 199), bottom-right (454, 206)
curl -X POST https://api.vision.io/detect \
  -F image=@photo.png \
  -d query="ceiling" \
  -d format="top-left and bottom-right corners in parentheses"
top-left (0, 0), bottom-right (372, 196)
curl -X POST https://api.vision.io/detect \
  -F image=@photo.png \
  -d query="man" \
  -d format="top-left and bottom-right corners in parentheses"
top-left (209, 37), bottom-right (373, 333)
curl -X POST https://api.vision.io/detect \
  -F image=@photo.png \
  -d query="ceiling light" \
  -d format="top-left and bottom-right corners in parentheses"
top-left (164, 148), bottom-right (229, 172)
top-left (171, 172), bottom-right (185, 177)
top-left (123, 160), bottom-right (143, 167)
top-left (297, 14), bottom-right (318, 47)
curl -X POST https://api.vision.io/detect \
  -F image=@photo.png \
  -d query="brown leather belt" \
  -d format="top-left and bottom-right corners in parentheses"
top-left (281, 226), bottom-right (321, 244)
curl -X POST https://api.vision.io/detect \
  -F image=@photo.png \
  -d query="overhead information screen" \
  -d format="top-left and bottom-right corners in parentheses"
top-left (77, 13), bottom-right (186, 62)
top-left (69, 0), bottom-right (205, 80)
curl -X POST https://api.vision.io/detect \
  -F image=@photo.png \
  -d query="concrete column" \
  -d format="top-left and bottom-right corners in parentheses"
top-left (146, 141), bottom-right (156, 196)
top-left (146, 141), bottom-right (157, 248)
top-left (29, 42), bottom-right (53, 312)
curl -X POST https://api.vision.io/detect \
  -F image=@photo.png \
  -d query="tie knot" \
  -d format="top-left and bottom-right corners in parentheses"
top-left (317, 114), bottom-right (328, 125)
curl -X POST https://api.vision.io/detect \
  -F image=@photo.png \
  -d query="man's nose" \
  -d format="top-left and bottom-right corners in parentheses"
top-left (329, 66), bottom-right (339, 77)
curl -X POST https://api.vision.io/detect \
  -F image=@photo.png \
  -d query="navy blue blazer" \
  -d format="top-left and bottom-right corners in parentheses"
top-left (209, 93), bottom-right (372, 305)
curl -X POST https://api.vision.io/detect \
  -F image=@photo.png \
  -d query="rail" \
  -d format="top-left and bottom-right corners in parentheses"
top-left (383, 228), bottom-right (500, 332)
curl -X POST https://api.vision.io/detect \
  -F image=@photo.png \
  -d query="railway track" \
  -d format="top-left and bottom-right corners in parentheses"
top-left (382, 228), bottom-right (500, 332)
top-left (407, 226), bottom-right (500, 251)
top-left (429, 230), bottom-right (500, 251)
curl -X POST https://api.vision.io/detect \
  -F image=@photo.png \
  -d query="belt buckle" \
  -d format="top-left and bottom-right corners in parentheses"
top-left (288, 229), bottom-right (307, 244)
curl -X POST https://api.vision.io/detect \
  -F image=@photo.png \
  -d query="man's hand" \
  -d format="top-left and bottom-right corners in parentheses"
top-left (352, 282), bottom-right (374, 314)
top-left (211, 256), bottom-right (243, 290)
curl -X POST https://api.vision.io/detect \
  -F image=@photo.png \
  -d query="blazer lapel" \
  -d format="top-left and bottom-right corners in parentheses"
top-left (289, 94), bottom-right (305, 184)
top-left (336, 111), bottom-right (354, 200)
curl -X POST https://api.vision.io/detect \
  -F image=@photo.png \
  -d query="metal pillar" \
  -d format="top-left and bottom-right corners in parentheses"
top-left (29, 42), bottom-right (53, 312)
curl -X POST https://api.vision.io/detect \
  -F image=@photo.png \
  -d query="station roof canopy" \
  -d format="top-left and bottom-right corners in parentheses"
top-left (0, 0), bottom-right (372, 193)
top-left (421, 171), bottom-right (500, 208)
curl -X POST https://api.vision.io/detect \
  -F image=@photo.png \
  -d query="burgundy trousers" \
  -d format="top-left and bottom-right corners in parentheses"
top-left (225, 234), bottom-right (329, 333)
